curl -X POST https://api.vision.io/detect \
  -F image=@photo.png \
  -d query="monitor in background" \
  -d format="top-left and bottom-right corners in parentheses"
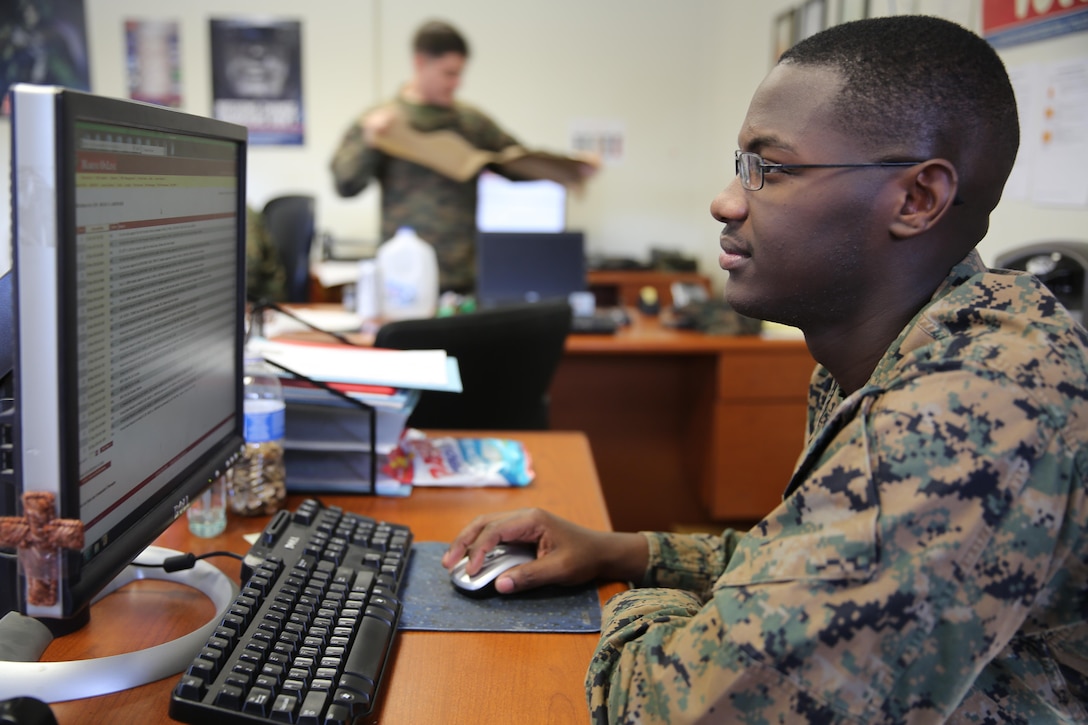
top-left (476, 170), bottom-right (567, 233)
top-left (0, 85), bottom-right (246, 637)
top-left (475, 231), bottom-right (586, 309)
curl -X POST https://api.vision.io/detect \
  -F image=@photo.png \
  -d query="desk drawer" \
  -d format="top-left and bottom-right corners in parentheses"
top-left (717, 347), bottom-right (814, 401)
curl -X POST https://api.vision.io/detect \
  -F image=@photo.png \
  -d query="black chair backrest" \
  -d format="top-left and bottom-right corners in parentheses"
top-left (373, 301), bottom-right (573, 430)
top-left (263, 195), bottom-right (316, 302)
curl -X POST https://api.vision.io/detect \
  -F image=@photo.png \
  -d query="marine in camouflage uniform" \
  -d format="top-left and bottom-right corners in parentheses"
top-left (587, 250), bottom-right (1088, 723)
top-left (330, 97), bottom-right (519, 293)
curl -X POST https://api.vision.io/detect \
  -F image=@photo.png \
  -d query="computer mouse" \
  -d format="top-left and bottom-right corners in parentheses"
top-left (449, 543), bottom-right (537, 596)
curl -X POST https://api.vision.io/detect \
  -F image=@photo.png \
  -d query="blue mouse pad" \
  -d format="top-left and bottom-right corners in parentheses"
top-left (398, 541), bottom-right (602, 633)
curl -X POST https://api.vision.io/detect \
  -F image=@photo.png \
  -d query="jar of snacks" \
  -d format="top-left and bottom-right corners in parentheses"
top-left (228, 356), bottom-right (287, 516)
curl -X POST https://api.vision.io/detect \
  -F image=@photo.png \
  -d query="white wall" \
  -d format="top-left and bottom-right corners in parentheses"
top-left (2, 0), bottom-right (1085, 287)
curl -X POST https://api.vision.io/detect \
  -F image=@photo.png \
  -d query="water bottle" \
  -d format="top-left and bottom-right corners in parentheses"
top-left (229, 356), bottom-right (287, 516)
top-left (377, 227), bottom-right (438, 320)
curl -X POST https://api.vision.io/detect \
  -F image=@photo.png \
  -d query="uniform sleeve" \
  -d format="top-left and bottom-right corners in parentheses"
top-left (586, 367), bottom-right (1084, 724)
top-left (638, 531), bottom-right (739, 594)
top-left (458, 104), bottom-right (520, 153)
top-left (330, 116), bottom-right (383, 198)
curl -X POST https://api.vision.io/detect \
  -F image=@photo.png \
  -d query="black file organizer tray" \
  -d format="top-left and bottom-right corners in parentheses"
top-left (264, 359), bottom-right (379, 494)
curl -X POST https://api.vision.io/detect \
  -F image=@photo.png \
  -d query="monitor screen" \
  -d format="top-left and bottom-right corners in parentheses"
top-left (475, 231), bottom-right (586, 309)
top-left (476, 170), bottom-right (567, 233)
top-left (0, 84), bottom-right (246, 626)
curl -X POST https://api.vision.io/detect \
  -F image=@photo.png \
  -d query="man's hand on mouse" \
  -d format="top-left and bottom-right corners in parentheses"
top-left (441, 508), bottom-right (649, 594)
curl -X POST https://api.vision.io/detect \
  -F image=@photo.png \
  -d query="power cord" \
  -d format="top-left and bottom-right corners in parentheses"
top-left (129, 550), bottom-right (244, 573)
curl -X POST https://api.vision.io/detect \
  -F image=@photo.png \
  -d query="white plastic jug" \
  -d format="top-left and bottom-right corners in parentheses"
top-left (354, 259), bottom-right (380, 322)
top-left (376, 227), bottom-right (439, 320)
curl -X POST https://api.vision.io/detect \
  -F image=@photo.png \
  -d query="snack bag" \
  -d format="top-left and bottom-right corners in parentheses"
top-left (382, 430), bottom-right (534, 487)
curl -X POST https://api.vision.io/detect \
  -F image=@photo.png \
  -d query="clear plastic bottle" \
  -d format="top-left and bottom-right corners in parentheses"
top-left (229, 356), bottom-right (287, 516)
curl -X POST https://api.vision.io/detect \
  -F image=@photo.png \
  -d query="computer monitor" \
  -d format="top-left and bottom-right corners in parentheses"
top-left (0, 85), bottom-right (246, 634)
top-left (475, 231), bottom-right (586, 309)
top-left (476, 170), bottom-right (567, 233)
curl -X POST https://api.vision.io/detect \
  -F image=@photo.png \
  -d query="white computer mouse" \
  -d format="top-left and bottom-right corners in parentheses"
top-left (449, 543), bottom-right (537, 595)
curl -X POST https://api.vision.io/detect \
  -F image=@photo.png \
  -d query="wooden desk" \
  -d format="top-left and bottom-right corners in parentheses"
top-left (44, 431), bottom-right (623, 725)
top-left (552, 316), bottom-right (815, 531)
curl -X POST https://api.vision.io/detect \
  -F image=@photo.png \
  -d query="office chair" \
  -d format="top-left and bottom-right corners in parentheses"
top-left (262, 194), bottom-right (316, 302)
top-left (373, 301), bottom-right (573, 430)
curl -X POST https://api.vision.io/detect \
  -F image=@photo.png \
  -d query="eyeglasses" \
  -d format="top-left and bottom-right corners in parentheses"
top-left (734, 150), bottom-right (922, 191)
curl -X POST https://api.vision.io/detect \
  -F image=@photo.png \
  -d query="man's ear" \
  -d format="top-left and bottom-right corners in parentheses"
top-left (888, 160), bottom-right (958, 238)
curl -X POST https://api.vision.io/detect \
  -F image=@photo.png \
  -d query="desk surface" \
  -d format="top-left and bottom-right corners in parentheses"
top-left (564, 311), bottom-right (806, 355)
top-left (275, 303), bottom-right (807, 356)
top-left (44, 431), bottom-right (622, 725)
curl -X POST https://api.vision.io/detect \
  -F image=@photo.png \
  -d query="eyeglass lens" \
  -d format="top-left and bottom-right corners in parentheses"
top-left (735, 152), bottom-right (759, 190)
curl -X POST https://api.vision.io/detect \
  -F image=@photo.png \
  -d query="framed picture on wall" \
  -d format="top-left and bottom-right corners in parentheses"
top-left (125, 19), bottom-right (182, 108)
top-left (799, 0), bottom-right (828, 40)
top-left (772, 9), bottom-right (796, 65)
top-left (210, 17), bottom-right (304, 145)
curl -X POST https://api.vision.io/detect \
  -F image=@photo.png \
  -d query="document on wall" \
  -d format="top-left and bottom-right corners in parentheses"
top-left (1030, 57), bottom-right (1088, 207)
top-left (259, 340), bottom-right (463, 393)
top-left (1007, 56), bottom-right (1088, 208)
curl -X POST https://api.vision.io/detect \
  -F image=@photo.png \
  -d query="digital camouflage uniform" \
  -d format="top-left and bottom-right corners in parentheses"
top-left (330, 96), bottom-right (519, 293)
top-left (588, 250), bottom-right (1088, 723)
top-left (245, 204), bottom-right (286, 303)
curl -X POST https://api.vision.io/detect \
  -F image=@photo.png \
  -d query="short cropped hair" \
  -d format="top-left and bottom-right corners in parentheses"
top-left (780, 15), bottom-right (1019, 198)
top-left (413, 20), bottom-right (470, 58)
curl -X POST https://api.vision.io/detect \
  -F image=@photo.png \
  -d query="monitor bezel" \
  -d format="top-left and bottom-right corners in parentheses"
top-left (6, 84), bottom-right (247, 623)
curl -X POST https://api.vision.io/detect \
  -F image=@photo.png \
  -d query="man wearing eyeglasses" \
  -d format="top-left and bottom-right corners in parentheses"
top-left (444, 15), bottom-right (1088, 724)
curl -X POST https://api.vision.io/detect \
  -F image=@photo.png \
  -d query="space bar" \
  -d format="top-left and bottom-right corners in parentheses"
top-left (344, 615), bottom-right (394, 685)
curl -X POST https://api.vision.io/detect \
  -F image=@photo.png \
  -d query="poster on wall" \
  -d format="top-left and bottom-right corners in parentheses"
top-left (210, 18), bottom-right (303, 145)
top-left (125, 19), bottom-right (181, 108)
top-left (569, 119), bottom-right (626, 167)
top-left (982, 0), bottom-right (1088, 48)
top-left (0, 0), bottom-right (90, 114)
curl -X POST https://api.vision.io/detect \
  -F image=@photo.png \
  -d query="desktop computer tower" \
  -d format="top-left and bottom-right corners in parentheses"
top-left (995, 241), bottom-right (1088, 326)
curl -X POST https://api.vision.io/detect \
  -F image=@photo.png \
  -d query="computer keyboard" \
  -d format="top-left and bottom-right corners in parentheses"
top-left (169, 498), bottom-right (413, 725)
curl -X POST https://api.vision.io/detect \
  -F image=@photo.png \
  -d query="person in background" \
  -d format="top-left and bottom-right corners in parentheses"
top-left (330, 19), bottom-right (593, 294)
top-left (245, 204), bottom-right (286, 303)
top-left (443, 15), bottom-right (1088, 723)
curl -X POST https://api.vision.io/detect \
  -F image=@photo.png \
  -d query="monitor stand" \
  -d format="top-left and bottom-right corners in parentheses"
top-left (0, 545), bottom-right (237, 703)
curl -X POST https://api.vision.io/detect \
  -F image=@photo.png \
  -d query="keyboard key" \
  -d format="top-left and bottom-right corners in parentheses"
top-left (297, 688), bottom-right (330, 724)
top-left (186, 657), bottom-right (217, 684)
top-left (338, 673), bottom-right (374, 700)
top-left (332, 686), bottom-right (371, 716)
top-left (271, 692), bottom-right (300, 722)
top-left (244, 687), bottom-right (275, 716)
top-left (214, 682), bottom-right (245, 710)
top-left (323, 702), bottom-right (352, 725)
top-left (173, 674), bottom-right (206, 701)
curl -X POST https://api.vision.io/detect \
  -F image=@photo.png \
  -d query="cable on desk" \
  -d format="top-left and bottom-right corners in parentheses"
top-left (129, 551), bottom-right (244, 573)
